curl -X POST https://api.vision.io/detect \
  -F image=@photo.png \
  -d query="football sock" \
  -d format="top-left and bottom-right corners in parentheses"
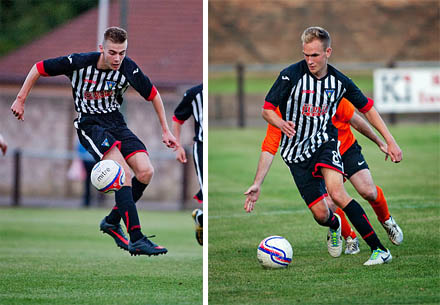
top-left (368, 185), bottom-right (390, 223)
top-left (343, 199), bottom-right (386, 251)
top-left (322, 209), bottom-right (340, 231)
top-left (335, 208), bottom-right (357, 240)
top-left (106, 177), bottom-right (148, 224)
top-left (132, 177), bottom-right (148, 202)
top-left (114, 186), bottom-right (143, 242)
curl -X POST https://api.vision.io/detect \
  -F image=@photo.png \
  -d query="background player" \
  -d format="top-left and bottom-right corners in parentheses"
top-left (172, 84), bottom-right (203, 245)
top-left (246, 26), bottom-right (402, 266)
top-left (11, 26), bottom-right (177, 257)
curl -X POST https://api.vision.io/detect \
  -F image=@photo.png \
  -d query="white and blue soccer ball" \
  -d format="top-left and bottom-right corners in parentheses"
top-left (257, 236), bottom-right (293, 269)
top-left (90, 160), bottom-right (125, 193)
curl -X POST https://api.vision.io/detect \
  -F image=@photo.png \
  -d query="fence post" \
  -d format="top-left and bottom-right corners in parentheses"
top-left (12, 149), bottom-right (21, 206)
top-left (237, 62), bottom-right (245, 128)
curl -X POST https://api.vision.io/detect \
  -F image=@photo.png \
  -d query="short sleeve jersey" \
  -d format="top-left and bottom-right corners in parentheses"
top-left (173, 84), bottom-right (203, 142)
top-left (36, 52), bottom-right (157, 114)
top-left (332, 98), bottom-right (356, 155)
top-left (263, 60), bottom-right (372, 164)
top-left (262, 98), bottom-right (363, 157)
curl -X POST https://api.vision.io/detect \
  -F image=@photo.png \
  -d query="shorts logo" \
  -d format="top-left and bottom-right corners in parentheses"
top-left (106, 81), bottom-right (116, 90)
top-left (101, 138), bottom-right (110, 147)
top-left (325, 89), bottom-right (335, 99)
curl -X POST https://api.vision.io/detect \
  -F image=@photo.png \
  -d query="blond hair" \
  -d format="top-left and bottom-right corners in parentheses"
top-left (301, 26), bottom-right (331, 50)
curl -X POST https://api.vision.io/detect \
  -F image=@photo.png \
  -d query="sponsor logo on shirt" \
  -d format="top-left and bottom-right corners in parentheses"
top-left (301, 104), bottom-right (329, 117)
top-left (84, 90), bottom-right (114, 100)
top-left (84, 79), bottom-right (97, 84)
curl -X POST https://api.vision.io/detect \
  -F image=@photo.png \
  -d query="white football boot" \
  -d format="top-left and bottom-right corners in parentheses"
top-left (381, 215), bottom-right (403, 246)
top-left (363, 248), bottom-right (392, 266)
top-left (327, 214), bottom-right (343, 257)
top-left (344, 236), bottom-right (360, 255)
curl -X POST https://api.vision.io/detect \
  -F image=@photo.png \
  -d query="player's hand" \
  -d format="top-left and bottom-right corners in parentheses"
top-left (162, 130), bottom-right (177, 149)
top-left (0, 134), bottom-right (7, 156)
top-left (175, 146), bottom-right (187, 163)
top-left (11, 98), bottom-right (25, 121)
top-left (244, 184), bottom-right (261, 213)
top-left (378, 141), bottom-right (389, 161)
top-left (387, 141), bottom-right (402, 163)
top-left (280, 121), bottom-right (296, 138)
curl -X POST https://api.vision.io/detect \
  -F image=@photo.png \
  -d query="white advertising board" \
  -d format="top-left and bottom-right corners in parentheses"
top-left (373, 69), bottom-right (440, 113)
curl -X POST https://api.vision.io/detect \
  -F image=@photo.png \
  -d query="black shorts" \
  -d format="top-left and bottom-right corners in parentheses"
top-left (288, 139), bottom-right (344, 208)
top-left (341, 140), bottom-right (369, 179)
top-left (74, 111), bottom-right (147, 162)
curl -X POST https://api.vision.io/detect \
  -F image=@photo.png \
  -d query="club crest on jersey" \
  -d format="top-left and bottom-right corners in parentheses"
top-left (325, 89), bottom-right (335, 99)
top-left (101, 138), bottom-right (110, 147)
top-left (106, 81), bottom-right (116, 90)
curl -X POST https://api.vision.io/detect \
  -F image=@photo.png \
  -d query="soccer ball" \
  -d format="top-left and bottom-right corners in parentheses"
top-left (90, 160), bottom-right (125, 193)
top-left (257, 236), bottom-right (293, 269)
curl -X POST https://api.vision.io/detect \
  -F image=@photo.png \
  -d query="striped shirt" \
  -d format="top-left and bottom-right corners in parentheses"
top-left (264, 60), bottom-right (372, 164)
top-left (36, 52), bottom-right (157, 114)
top-left (173, 84), bottom-right (203, 142)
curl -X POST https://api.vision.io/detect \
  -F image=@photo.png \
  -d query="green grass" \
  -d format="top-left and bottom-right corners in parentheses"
top-left (0, 208), bottom-right (202, 305)
top-left (208, 123), bottom-right (440, 305)
top-left (209, 71), bottom-right (373, 95)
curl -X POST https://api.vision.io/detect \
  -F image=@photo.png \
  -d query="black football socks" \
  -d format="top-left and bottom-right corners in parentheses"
top-left (106, 177), bottom-right (148, 224)
top-left (322, 209), bottom-right (340, 231)
top-left (114, 186), bottom-right (143, 242)
top-left (343, 199), bottom-right (386, 251)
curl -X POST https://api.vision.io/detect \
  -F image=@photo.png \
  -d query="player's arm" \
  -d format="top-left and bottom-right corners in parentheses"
top-left (262, 109), bottom-right (295, 138)
top-left (151, 93), bottom-right (177, 149)
top-left (171, 119), bottom-right (187, 163)
top-left (362, 107), bottom-right (402, 162)
top-left (349, 112), bottom-right (388, 157)
top-left (11, 64), bottom-right (41, 121)
top-left (244, 151), bottom-right (275, 213)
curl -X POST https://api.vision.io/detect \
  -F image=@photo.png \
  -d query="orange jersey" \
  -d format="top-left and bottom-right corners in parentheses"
top-left (262, 98), bottom-right (356, 156)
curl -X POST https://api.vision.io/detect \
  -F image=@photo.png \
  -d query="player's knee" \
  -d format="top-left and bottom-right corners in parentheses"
top-left (136, 165), bottom-right (154, 184)
top-left (359, 187), bottom-right (377, 202)
top-left (327, 189), bottom-right (345, 206)
top-left (312, 208), bottom-right (329, 225)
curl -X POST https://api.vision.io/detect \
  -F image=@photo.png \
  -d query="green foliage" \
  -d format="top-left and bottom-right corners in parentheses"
top-left (208, 124), bottom-right (440, 304)
top-left (0, 0), bottom-right (97, 56)
top-left (0, 208), bottom-right (202, 305)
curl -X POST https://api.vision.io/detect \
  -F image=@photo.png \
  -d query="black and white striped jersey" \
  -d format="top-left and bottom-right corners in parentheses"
top-left (173, 84), bottom-right (203, 142)
top-left (264, 60), bottom-right (372, 164)
top-left (36, 52), bottom-right (157, 114)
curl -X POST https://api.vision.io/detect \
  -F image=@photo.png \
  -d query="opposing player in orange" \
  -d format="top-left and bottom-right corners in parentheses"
top-left (245, 97), bottom-right (403, 255)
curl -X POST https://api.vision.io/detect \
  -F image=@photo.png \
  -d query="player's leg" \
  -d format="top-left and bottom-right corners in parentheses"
top-left (327, 195), bottom-right (359, 254)
top-left (192, 141), bottom-right (203, 245)
top-left (349, 169), bottom-right (403, 245)
top-left (322, 168), bottom-right (391, 265)
top-left (289, 162), bottom-right (342, 257)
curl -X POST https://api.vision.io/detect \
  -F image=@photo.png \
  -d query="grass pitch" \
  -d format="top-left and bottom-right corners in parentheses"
top-left (0, 208), bottom-right (202, 305)
top-left (208, 123), bottom-right (440, 305)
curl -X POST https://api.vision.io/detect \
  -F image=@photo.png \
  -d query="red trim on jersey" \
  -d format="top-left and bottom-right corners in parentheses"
top-left (263, 101), bottom-right (277, 110)
top-left (358, 97), bottom-right (374, 114)
top-left (173, 115), bottom-right (185, 125)
top-left (102, 141), bottom-right (122, 158)
top-left (112, 205), bottom-right (118, 210)
top-left (146, 85), bottom-right (158, 101)
top-left (36, 61), bottom-right (49, 77)
top-left (308, 193), bottom-right (328, 209)
top-left (312, 163), bottom-right (345, 178)
top-left (125, 149), bottom-right (149, 161)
